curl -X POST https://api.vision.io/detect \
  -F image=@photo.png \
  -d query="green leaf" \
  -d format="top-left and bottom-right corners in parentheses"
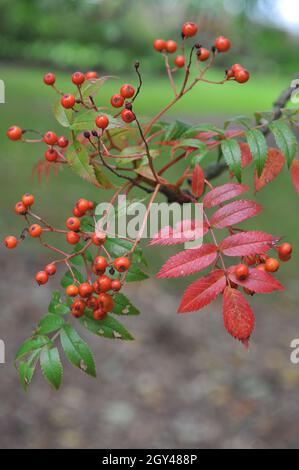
top-left (269, 120), bottom-right (298, 168)
top-left (60, 324), bottom-right (96, 377)
top-left (126, 264), bottom-right (149, 282)
top-left (112, 293), bottom-right (140, 316)
top-left (164, 120), bottom-right (190, 141)
top-left (80, 312), bottom-right (134, 340)
top-left (173, 138), bottom-right (206, 154)
top-left (15, 336), bottom-right (51, 361)
top-left (70, 110), bottom-right (123, 132)
top-left (221, 139), bottom-right (242, 182)
top-left (246, 129), bottom-right (268, 176)
top-left (37, 314), bottom-right (65, 335)
top-left (40, 347), bottom-right (63, 390)
top-left (53, 100), bottom-right (73, 127)
top-left (60, 267), bottom-right (84, 288)
top-left (66, 141), bottom-right (104, 188)
top-left (48, 291), bottom-right (70, 315)
top-left (18, 361), bottom-right (35, 391)
top-left (79, 76), bottom-right (111, 99)
top-left (72, 243), bottom-right (93, 264)
top-left (93, 164), bottom-right (114, 189)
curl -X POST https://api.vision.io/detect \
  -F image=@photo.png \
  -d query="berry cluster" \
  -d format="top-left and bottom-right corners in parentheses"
top-left (3, 193), bottom-right (131, 321)
top-left (153, 22), bottom-right (249, 84)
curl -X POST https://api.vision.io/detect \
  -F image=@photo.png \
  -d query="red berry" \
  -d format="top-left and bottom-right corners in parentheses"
top-left (121, 109), bottom-right (135, 123)
top-left (57, 136), bottom-right (69, 148)
top-left (78, 282), bottom-right (94, 298)
top-left (72, 71), bottom-right (85, 86)
top-left (45, 148), bottom-right (58, 162)
top-left (235, 264), bottom-right (249, 281)
top-left (166, 40), bottom-right (177, 54)
top-left (153, 39), bottom-right (167, 52)
top-left (66, 217), bottom-right (81, 231)
top-left (43, 73), bottom-right (56, 86)
top-left (43, 131), bottom-right (58, 146)
top-left (198, 48), bottom-right (210, 62)
top-left (91, 232), bottom-right (106, 246)
top-left (66, 284), bottom-right (79, 297)
top-left (4, 236), bottom-right (18, 249)
top-left (70, 299), bottom-right (86, 317)
top-left (29, 224), bottom-right (43, 238)
top-left (110, 94), bottom-right (124, 108)
top-left (45, 264), bottom-right (57, 276)
top-left (214, 36), bottom-right (231, 53)
top-left (232, 64), bottom-right (244, 74)
top-left (22, 193), bottom-right (34, 207)
top-left (93, 256), bottom-right (108, 273)
top-left (7, 126), bottom-right (22, 141)
top-left (114, 257), bottom-right (130, 272)
top-left (111, 279), bottom-right (122, 292)
top-left (87, 296), bottom-right (99, 310)
top-left (278, 243), bottom-right (293, 260)
top-left (256, 264), bottom-right (266, 272)
top-left (98, 293), bottom-right (114, 312)
top-left (235, 69), bottom-right (250, 84)
top-left (76, 198), bottom-right (90, 213)
top-left (85, 71), bottom-right (98, 80)
top-left (72, 206), bottom-right (84, 217)
top-left (226, 68), bottom-right (235, 80)
top-left (88, 201), bottom-right (94, 210)
top-left (265, 258), bottom-right (280, 273)
top-left (182, 22), bottom-right (198, 38)
top-left (97, 275), bottom-right (112, 293)
top-left (95, 114), bottom-right (109, 129)
top-left (66, 231), bottom-right (80, 245)
top-left (15, 201), bottom-right (27, 215)
top-left (174, 55), bottom-right (185, 68)
top-left (120, 84), bottom-right (135, 99)
top-left (35, 271), bottom-right (48, 286)
top-left (93, 308), bottom-right (107, 320)
top-left (61, 94), bottom-right (75, 109)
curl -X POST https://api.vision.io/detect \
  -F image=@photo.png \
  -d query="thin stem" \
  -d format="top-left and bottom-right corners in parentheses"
top-left (163, 53), bottom-right (178, 97)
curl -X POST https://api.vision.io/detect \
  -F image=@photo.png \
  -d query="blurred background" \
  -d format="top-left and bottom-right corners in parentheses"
top-left (1, 0), bottom-right (299, 449)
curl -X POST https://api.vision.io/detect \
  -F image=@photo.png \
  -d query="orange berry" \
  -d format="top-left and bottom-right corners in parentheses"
top-left (66, 284), bottom-right (79, 297)
top-left (174, 55), bottom-right (185, 68)
top-left (278, 243), bottom-right (292, 258)
top-left (93, 308), bottom-right (107, 320)
top-left (265, 258), bottom-right (280, 273)
top-left (91, 232), bottom-right (106, 246)
top-left (15, 201), bottom-right (27, 215)
top-left (29, 224), bottom-right (42, 238)
top-left (45, 264), bottom-right (57, 276)
top-left (4, 235), bottom-right (18, 249)
top-left (111, 279), bottom-right (122, 292)
top-left (98, 293), bottom-right (114, 312)
top-left (182, 22), bottom-right (198, 38)
top-left (114, 257), bottom-right (130, 272)
top-left (66, 231), bottom-right (80, 245)
top-left (66, 217), bottom-right (81, 231)
top-left (153, 39), bottom-right (166, 52)
top-left (22, 193), bottom-right (34, 207)
top-left (214, 36), bottom-right (231, 52)
top-left (76, 198), bottom-right (90, 213)
top-left (97, 275), bottom-right (112, 293)
top-left (78, 283), bottom-right (94, 298)
top-left (7, 126), bottom-right (22, 141)
top-left (235, 264), bottom-right (249, 281)
top-left (197, 48), bottom-right (210, 61)
top-left (166, 40), bottom-right (177, 54)
top-left (35, 271), bottom-right (49, 286)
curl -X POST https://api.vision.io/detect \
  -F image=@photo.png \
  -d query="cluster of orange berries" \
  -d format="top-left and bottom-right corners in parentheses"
top-left (234, 243), bottom-right (293, 294)
top-left (43, 70), bottom-right (98, 110)
top-left (6, 127), bottom-right (69, 163)
top-left (94, 83), bottom-right (136, 131)
top-left (153, 21), bottom-right (249, 84)
top-left (67, 255), bottom-right (130, 320)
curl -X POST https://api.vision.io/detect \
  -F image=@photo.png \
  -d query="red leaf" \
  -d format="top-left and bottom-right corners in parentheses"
top-left (223, 287), bottom-right (255, 343)
top-left (254, 148), bottom-right (285, 193)
top-left (149, 219), bottom-right (209, 246)
top-left (220, 231), bottom-right (276, 257)
top-left (291, 160), bottom-right (299, 195)
top-left (178, 270), bottom-right (226, 313)
top-left (210, 200), bottom-right (262, 229)
top-left (192, 164), bottom-right (205, 198)
top-left (203, 183), bottom-right (249, 208)
top-left (239, 142), bottom-right (253, 168)
top-left (157, 244), bottom-right (218, 279)
top-left (228, 267), bottom-right (284, 293)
